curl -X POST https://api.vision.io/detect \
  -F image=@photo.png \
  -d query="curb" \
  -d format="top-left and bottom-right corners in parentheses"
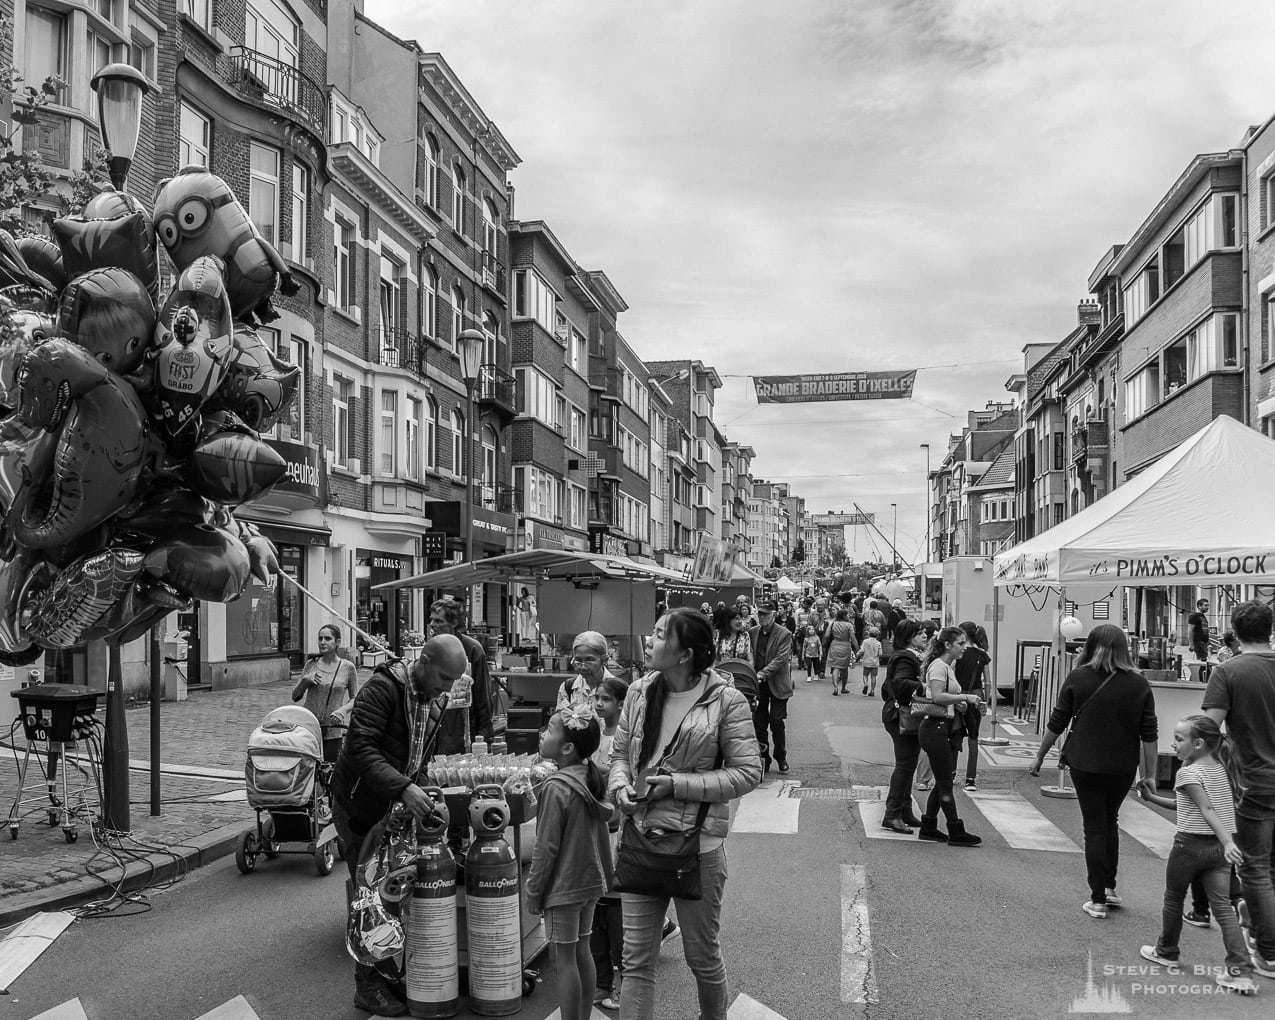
top-left (0, 820), bottom-right (246, 929)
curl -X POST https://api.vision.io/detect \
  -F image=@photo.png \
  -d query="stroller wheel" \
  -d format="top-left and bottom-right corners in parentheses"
top-left (235, 830), bottom-right (260, 874)
top-left (314, 840), bottom-right (335, 876)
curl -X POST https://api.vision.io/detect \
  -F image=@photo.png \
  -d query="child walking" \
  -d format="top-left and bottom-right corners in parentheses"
top-left (802, 624), bottom-right (822, 681)
top-left (589, 676), bottom-right (629, 1012)
top-left (1137, 714), bottom-right (1257, 995)
top-left (526, 704), bottom-right (615, 1020)
top-left (859, 627), bottom-right (882, 697)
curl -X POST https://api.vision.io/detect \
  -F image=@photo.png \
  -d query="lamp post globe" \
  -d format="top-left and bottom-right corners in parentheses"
top-left (90, 63), bottom-right (153, 191)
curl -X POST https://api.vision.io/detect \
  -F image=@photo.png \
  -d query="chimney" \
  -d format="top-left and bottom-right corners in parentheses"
top-left (1078, 299), bottom-right (1101, 326)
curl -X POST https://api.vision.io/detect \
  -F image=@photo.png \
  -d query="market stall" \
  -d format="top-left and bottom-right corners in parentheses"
top-left (375, 550), bottom-right (687, 749)
top-left (992, 414), bottom-right (1275, 756)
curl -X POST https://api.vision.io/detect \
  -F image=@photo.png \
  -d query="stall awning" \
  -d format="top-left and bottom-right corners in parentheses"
top-left (993, 415), bottom-right (1275, 587)
top-left (373, 549), bottom-right (690, 590)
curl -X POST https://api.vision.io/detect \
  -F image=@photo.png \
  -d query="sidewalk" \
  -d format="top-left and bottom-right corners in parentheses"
top-left (1, 679), bottom-right (299, 927)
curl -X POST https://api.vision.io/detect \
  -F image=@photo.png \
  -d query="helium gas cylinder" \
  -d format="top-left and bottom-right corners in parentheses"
top-left (406, 786), bottom-right (457, 1019)
top-left (464, 783), bottom-right (521, 1016)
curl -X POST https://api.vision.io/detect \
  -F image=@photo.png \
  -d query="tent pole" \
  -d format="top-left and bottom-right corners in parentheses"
top-left (983, 583), bottom-right (1008, 746)
top-left (1041, 585), bottom-right (1076, 800)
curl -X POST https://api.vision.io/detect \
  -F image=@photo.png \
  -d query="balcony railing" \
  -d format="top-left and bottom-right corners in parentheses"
top-left (480, 250), bottom-right (506, 294)
top-left (482, 484), bottom-right (521, 515)
top-left (376, 328), bottom-right (427, 381)
top-left (475, 363), bottom-right (517, 417)
top-left (230, 47), bottom-right (326, 137)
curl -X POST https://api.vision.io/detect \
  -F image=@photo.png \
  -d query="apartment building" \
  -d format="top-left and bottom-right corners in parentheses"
top-left (931, 405), bottom-right (1016, 559)
top-left (1245, 116), bottom-right (1275, 436)
top-left (330, 14), bottom-right (520, 640)
top-left (504, 220), bottom-right (593, 557)
top-left (747, 479), bottom-right (787, 569)
top-left (720, 439), bottom-right (755, 559)
top-left (648, 360), bottom-right (724, 550)
top-left (1114, 151), bottom-right (1243, 475)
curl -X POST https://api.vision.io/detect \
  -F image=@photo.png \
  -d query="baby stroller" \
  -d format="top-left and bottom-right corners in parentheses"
top-left (235, 705), bottom-right (342, 876)
top-left (716, 658), bottom-right (759, 713)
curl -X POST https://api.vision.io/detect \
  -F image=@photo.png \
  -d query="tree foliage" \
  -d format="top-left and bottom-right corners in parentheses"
top-left (0, 17), bottom-right (67, 230)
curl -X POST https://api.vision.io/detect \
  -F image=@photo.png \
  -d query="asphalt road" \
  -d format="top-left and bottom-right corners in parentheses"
top-left (6, 672), bottom-right (1271, 1019)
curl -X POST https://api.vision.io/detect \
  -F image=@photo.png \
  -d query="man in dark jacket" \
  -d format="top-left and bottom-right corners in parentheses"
top-left (427, 597), bottom-right (493, 753)
top-left (750, 599), bottom-right (794, 773)
top-left (331, 634), bottom-right (469, 1016)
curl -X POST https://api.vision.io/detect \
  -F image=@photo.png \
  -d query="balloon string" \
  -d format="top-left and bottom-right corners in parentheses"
top-left (277, 572), bottom-right (392, 653)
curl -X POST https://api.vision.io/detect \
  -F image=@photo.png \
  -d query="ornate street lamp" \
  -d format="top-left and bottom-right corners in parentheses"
top-left (90, 63), bottom-right (154, 191)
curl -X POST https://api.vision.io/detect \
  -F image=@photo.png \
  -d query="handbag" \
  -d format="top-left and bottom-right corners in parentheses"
top-left (1058, 671), bottom-right (1116, 768)
top-left (611, 689), bottom-right (721, 900)
top-left (910, 668), bottom-right (954, 719)
top-left (612, 800), bottom-right (713, 900)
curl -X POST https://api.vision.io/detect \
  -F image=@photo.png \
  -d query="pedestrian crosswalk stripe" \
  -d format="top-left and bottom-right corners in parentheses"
top-left (840, 864), bottom-right (878, 1004)
top-left (1117, 799), bottom-right (1176, 859)
top-left (966, 791), bottom-right (1081, 853)
top-left (732, 780), bottom-right (801, 834)
top-left (26, 999), bottom-right (88, 1020)
top-left (194, 997), bottom-right (262, 1020)
top-left (857, 797), bottom-right (922, 841)
top-left (728, 993), bottom-right (789, 1019)
top-left (0, 911), bottom-right (75, 995)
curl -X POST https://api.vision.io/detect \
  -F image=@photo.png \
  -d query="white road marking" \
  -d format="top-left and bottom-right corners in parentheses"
top-left (0, 911), bottom-right (75, 994)
top-left (857, 794), bottom-right (921, 841)
top-left (26, 999), bottom-right (88, 1020)
top-left (729, 991), bottom-right (790, 1018)
top-left (1117, 798), bottom-right (1176, 859)
top-left (840, 864), bottom-right (878, 1004)
top-left (966, 791), bottom-right (1081, 853)
top-left (195, 996), bottom-right (263, 1020)
top-left (732, 780), bottom-right (801, 834)
top-left (205, 789), bottom-right (248, 802)
top-left (542, 1009), bottom-right (611, 1019)
top-left (998, 722), bottom-right (1021, 735)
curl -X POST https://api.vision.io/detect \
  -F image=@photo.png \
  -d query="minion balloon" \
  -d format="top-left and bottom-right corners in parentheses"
top-left (152, 167), bottom-right (299, 324)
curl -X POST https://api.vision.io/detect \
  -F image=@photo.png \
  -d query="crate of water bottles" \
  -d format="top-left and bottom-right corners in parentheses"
top-left (428, 752), bottom-right (556, 826)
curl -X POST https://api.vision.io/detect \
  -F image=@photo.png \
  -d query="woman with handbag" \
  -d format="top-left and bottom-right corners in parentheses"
top-left (293, 624), bottom-right (360, 762)
top-left (824, 607), bottom-right (859, 695)
top-left (915, 626), bottom-right (983, 846)
top-left (879, 619), bottom-right (928, 834)
top-left (609, 608), bottom-right (761, 1020)
top-left (1029, 624), bottom-right (1158, 918)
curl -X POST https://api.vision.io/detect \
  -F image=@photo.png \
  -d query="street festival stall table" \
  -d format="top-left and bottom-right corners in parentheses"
top-left (993, 415), bottom-right (1275, 768)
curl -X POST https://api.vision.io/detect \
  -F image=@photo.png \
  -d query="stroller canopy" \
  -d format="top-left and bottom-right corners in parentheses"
top-left (249, 705), bottom-right (323, 761)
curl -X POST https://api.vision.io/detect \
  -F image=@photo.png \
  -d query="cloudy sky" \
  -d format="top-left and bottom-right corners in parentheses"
top-left (366, 0), bottom-right (1275, 564)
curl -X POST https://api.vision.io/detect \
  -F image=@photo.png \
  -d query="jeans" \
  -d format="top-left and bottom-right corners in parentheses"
top-left (884, 726), bottom-right (920, 821)
top-left (1070, 769), bottom-right (1135, 904)
top-left (591, 897), bottom-right (623, 994)
top-left (962, 707), bottom-right (981, 783)
top-left (1235, 794), bottom-right (1275, 960)
top-left (621, 845), bottom-right (729, 1020)
top-left (1156, 833), bottom-right (1252, 972)
top-left (753, 690), bottom-right (787, 765)
top-left (919, 718), bottom-right (961, 825)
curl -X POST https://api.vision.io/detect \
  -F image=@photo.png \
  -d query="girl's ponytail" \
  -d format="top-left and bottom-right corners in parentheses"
top-left (1217, 730), bottom-right (1247, 804)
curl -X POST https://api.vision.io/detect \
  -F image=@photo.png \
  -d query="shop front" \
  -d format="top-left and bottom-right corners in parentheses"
top-left (430, 502), bottom-right (517, 642)
top-left (356, 551), bottom-right (411, 656)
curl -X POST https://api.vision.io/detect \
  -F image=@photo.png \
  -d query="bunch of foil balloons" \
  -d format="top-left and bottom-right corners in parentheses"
top-left (0, 167), bottom-right (305, 663)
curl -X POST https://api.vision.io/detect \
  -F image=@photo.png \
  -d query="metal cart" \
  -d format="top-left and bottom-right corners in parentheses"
top-left (7, 684), bottom-right (104, 843)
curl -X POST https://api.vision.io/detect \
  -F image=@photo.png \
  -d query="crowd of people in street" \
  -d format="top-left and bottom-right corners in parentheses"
top-left (317, 578), bottom-right (1275, 1013)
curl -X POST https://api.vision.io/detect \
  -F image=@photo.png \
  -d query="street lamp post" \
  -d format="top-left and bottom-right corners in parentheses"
top-left (890, 502), bottom-right (898, 571)
top-left (920, 443), bottom-right (931, 563)
top-left (90, 63), bottom-right (153, 191)
top-left (457, 328), bottom-right (484, 629)
top-left (88, 62), bottom-right (151, 834)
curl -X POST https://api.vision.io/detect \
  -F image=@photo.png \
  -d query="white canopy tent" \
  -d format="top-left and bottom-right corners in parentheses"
top-left (993, 415), bottom-right (1275, 588)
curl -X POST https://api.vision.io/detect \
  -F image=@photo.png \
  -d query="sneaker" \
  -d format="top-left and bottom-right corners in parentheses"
top-left (1253, 954), bottom-right (1275, 979)
top-left (1217, 971), bottom-right (1259, 995)
top-left (1104, 889), bottom-right (1122, 907)
top-left (1183, 909), bottom-right (1211, 928)
top-left (1082, 900), bottom-right (1109, 919)
top-left (354, 974), bottom-right (407, 1017)
top-left (661, 918), bottom-right (680, 944)
top-left (963, 781), bottom-right (977, 793)
top-left (806, 676), bottom-right (813, 683)
top-left (916, 780), bottom-right (933, 791)
top-left (832, 689), bottom-right (839, 696)
top-left (600, 994), bottom-right (621, 1010)
top-left (1139, 944), bottom-right (1178, 966)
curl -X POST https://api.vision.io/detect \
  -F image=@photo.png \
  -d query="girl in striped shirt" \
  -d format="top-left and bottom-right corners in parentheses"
top-left (1137, 714), bottom-right (1256, 995)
